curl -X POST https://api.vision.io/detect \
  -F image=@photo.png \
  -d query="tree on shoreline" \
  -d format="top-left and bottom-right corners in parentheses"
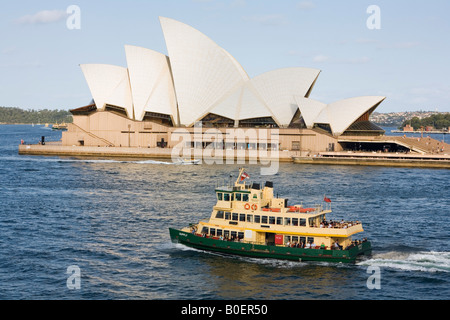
top-left (0, 107), bottom-right (73, 124)
top-left (399, 113), bottom-right (450, 130)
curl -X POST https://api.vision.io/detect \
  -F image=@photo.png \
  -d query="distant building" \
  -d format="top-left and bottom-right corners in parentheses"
top-left (403, 124), bottom-right (414, 132)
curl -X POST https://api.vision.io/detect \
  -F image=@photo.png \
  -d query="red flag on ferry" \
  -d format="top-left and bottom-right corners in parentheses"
top-left (240, 172), bottom-right (250, 181)
top-left (324, 196), bottom-right (332, 203)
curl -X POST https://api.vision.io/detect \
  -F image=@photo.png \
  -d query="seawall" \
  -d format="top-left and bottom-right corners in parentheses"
top-left (18, 144), bottom-right (292, 162)
top-left (293, 152), bottom-right (450, 169)
top-left (18, 145), bottom-right (450, 168)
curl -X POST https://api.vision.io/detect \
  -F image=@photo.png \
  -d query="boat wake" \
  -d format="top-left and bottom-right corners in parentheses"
top-left (2, 156), bottom-right (182, 165)
top-left (357, 251), bottom-right (450, 273)
top-left (169, 242), bottom-right (314, 268)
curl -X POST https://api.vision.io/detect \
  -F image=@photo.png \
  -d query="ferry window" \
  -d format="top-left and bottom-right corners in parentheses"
top-left (231, 231), bottom-right (237, 239)
top-left (285, 235), bottom-right (291, 243)
top-left (292, 218), bottom-right (299, 226)
top-left (238, 232), bottom-right (244, 240)
top-left (201, 227), bottom-right (209, 234)
top-left (217, 193), bottom-right (223, 201)
top-left (224, 230), bottom-right (230, 239)
top-left (269, 216), bottom-right (275, 225)
top-left (276, 217), bottom-right (283, 225)
top-left (300, 218), bottom-right (306, 226)
top-left (300, 237), bottom-right (306, 244)
top-left (239, 214), bottom-right (246, 222)
top-left (225, 212), bottom-right (231, 220)
top-left (235, 193), bottom-right (242, 201)
top-left (307, 237), bottom-right (314, 244)
top-left (255, 215), bottom-right (261, 223)
top-left (261, 216), bottom-right (268, 224)
top-left (232, 213), bottom-right (238, 221)
top-left (284, 218), bottom-right (291, 226)
top-left (224, 193), bottom-right (231, 201)
top-left (215, 211), bottom-right (224, 219)
top-left (210, 228), bottom-right (216, 236)
top-left (247, 214), bottom-right (253, 223)
top-left (217, 229), bottom-right (223, 236)
top-left (292, 236), bottom-right (299, 243)
top-left (242, 194), bottom-right (249, 202)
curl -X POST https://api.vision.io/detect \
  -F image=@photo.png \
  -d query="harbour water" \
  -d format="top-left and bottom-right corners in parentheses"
top-left (0, 125), bottom-right (448, 300)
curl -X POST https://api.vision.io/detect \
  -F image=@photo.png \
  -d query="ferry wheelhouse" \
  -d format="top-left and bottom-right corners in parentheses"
top-left (169, 168), bottom-right (372, 263)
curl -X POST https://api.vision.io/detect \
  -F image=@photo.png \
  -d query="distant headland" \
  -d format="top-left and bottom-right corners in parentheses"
top-left (1, 106), bottom-right (449, 129)
top-left (0, 106), bottom-right (73, 125)
top-left (370, 111), bottom-right (450, 129)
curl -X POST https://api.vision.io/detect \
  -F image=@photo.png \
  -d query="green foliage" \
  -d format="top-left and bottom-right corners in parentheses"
top-left (0, 107), bottom-right (73, 124)
top-left (399, 113), bottom-right (450, 130)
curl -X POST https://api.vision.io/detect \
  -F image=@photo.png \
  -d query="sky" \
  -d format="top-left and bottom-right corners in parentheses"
top-left (1, 0), bottom-right (449, 113)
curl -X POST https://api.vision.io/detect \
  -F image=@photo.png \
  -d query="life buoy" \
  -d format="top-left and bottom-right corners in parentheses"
top-left (251, 204), bottom-right (258, 211)
top-left (244, 203), bottom-right (251, 210)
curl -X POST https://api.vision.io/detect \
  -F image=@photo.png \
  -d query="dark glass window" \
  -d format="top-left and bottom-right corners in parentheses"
top-left (215, 211), bottom-right (224, 219)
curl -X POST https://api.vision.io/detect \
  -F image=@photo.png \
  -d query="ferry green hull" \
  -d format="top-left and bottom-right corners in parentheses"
top-left (169, 228), bottom-right (372, 263)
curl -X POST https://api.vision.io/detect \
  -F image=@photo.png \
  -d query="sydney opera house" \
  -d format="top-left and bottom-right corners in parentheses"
top-left (62, 17), bottom-right (389, 156)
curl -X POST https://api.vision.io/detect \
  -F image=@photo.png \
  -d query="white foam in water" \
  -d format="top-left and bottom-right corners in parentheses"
top-left (2, 156), bottom-right (176, 165)
top-left (171, 243), bottom-right (307, 268)
top-left (358, 251), bottom-right (450, 273)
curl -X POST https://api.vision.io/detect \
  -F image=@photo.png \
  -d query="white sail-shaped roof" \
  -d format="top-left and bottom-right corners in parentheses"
top-left (326, 96), bottom-right (385, 136)
top-left (198, 68), bottom-right (321, 126)
top-left (125, 45), bottom-right (178, 123)
top-left (251, 68), bottom-right (321, 126)
top-left (78, 17), bottom-right (385, 132)
top-left (295, 97), bottom-right (327, 128)
top-left (159, 16), bottom-right (250, 126)
top-left (80, 64), bottom-right (133, 118)
top-left (205, 81), bottom-right (278, 125)
top-left (313, 96), bottom-right (386, 136)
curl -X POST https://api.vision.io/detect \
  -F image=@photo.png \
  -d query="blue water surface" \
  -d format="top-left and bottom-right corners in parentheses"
top-left (0, 125), bottom-right (448, 300)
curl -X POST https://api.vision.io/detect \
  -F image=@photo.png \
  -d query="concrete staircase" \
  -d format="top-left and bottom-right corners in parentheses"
top-left (69, 123), bottom-right (116, 147)
top-left (390, 136), bottom-right (449, 154)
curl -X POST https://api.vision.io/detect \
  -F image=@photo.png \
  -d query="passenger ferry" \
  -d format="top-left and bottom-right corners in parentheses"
top-left (169, 168), bottom-right (372, 263)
